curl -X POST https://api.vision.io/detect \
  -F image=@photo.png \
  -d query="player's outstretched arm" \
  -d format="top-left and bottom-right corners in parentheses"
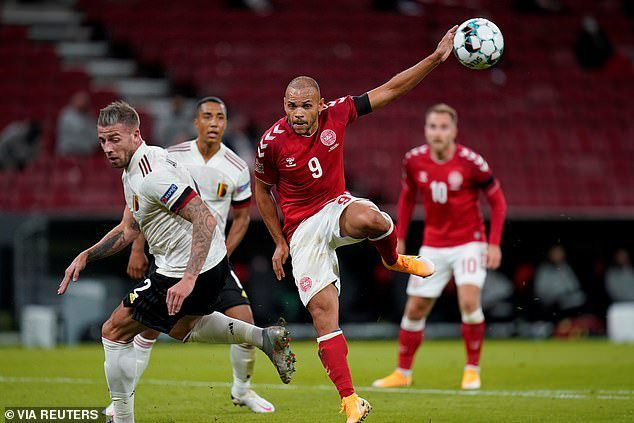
top-left (367, 25), bottom-right (457, 111)
top-left (226, 205), bottom-right (251, 257)
top-left (58, 208), bottom-right (141, 295)
top-left (168, 194), bottom-right (217, 315)
top-left (254, 178), bottom-right (288, 281)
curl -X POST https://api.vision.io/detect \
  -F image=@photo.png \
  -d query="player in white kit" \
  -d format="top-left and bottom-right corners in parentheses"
top-left (105, 97), bottom-right (275, 416)
top-left (58, 101), bottom-right (295, 423)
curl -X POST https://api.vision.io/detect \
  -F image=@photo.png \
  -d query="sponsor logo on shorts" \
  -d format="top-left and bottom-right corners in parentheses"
top-left (161, 184), bottom-right (178, 204)
top-left (320, 129), bottom-right (337, 146)
top-left (299, 276), bottom-right (312, 292)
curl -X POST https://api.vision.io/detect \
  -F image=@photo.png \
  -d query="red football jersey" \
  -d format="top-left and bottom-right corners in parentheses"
top-left (398, 144), bottom-right (495, 248)
top-left (255, 96), bottom-right (361, 240)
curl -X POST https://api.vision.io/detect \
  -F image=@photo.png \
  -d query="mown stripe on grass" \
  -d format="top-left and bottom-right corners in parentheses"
top-left (1, 376), bottom-right (631, 401)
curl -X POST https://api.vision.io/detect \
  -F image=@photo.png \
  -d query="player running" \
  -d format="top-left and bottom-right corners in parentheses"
top-left (58, 101), bottom-right (295, 423)
top-left (103, 97), bottom-right (276, 417)
top-left (372, 103), bottom-right (507, 390)
top-left (103, 97), bottom-right (275, 418)
top-left (254, 27), bottom-right (457, 422)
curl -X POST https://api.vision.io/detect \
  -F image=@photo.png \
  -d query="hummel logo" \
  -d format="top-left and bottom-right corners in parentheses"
top-left (228, 322), bottom-right (235, 335)
top-left (328, 143), bottom-right (339, 152)
top-left (285, 157), bottom-right (297, 168)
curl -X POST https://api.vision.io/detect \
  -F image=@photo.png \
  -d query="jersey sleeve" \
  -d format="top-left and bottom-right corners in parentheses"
top-left (254, 134), bottom-right (279, 185)
top-left (232, 166), bottom-right (252, 208)
top-left (324, 94), bottom-right (370, 126)
top-left (141, 167), bottom-right (197, 214)
top-left (466, 149), bottom-right (495, 189)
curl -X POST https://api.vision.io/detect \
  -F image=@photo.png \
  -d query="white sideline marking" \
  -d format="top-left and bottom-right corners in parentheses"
top-left (0, 376), bottom-right (632, 401)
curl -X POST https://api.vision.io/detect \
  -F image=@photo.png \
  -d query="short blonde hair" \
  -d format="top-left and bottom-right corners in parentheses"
top-left (98, 101), bottom-right (140, 129)
top-left (425, 103), bottom-right (458, 125)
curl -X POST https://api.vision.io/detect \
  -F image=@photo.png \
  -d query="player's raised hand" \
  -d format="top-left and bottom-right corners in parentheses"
top-left (127, 249), bottom-right (149, 281)
top-left (166, 276), bottom-right (195, 315)
top-left (486, 244), bottom-right (502, 269)
top-left (58, 251), bottom-right (88, 295)
top-left (272, 242), bottom-right (289, 281)
top-left (435, 25), bottom-right (458, 62)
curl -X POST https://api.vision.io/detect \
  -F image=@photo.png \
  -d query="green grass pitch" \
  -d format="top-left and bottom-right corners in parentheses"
top-left (1, 339), bottom-right (633, 422)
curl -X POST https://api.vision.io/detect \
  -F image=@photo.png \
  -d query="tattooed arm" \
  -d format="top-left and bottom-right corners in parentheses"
top-left (165, 194), bottom-right (218, 315)
top-left (58, 208), bottom-right (141, 295)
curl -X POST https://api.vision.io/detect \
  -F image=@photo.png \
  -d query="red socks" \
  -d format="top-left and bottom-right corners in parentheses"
top-left (397, 328), bottom-right (423, 370)
top-left (368, 215), bottom-right (398, 265)
top-left (461, 322), bottom-right (485, 366)
top-left (317, 331), bottom-right (354, 398)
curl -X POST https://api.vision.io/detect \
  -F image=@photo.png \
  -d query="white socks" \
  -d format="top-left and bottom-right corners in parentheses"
top-left (102, 337), bottom-right (136, 423)
top-left (186, 312), bottom-right (264, 347)
top-left (132, 334), bottom-right (156, 388)
top-left (230, 343), bottom-right (257, 395)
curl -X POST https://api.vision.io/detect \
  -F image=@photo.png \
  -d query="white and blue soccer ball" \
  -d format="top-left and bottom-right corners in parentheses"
top-left (453, 18), bottom-right (504, 70)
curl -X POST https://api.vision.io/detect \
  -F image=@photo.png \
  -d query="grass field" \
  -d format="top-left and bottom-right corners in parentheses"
top-left (1, 339), bottom-right (633, 422)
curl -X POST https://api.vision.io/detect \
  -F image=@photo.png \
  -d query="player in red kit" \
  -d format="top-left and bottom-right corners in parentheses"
top-left (372, 104), bottom-right (507, 391)
top-left (254, 27), bottom-right (457, 422)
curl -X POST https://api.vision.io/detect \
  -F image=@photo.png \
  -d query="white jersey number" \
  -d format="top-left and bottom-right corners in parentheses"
top-left (308, 157), bottom-right (323, 179)
top-left (430, 181), bottom-right (448, 204)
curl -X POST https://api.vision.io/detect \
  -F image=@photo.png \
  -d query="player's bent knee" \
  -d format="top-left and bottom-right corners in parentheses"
top-left (459, 299), bottom-right (481, 315)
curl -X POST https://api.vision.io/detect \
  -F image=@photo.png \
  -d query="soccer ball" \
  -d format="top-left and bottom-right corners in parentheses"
top-left (453, 18), bottom-right (504, 70)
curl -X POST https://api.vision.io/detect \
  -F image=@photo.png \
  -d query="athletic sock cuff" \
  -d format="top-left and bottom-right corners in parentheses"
top-left (102, 337), bottom-right (133, 350)
top-left (133, 334), bottom-right (157, 350)
top-left (316, 329), bottom-right (343, 343)
top-left (400, 316), bottom-right (426, 332)
top-left (461, 309), bottom-right (485, 324)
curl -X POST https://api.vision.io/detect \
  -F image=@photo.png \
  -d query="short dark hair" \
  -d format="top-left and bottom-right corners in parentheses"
top-left (285, 76), bottom-right (320, 98)
top-left (196, 96), bottom-right (227, 115)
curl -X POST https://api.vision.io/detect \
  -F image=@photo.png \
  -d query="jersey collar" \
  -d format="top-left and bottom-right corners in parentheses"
top-left (193, 139), bottom-right (225, 165)
top-left (126, 142), bottom-right (149, 174)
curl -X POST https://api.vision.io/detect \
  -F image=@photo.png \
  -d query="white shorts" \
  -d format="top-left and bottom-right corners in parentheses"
top-left (289, 194), bottom-right (373, 306)
top-left (407, 242), bottom-right (487, 298)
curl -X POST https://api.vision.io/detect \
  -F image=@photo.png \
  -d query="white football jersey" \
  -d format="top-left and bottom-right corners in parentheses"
top-left (122, 142), bottom-right (226, 278)
top-left (167, 141), bottom-right (252, 239)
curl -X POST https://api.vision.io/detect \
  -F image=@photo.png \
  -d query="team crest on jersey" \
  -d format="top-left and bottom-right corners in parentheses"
top-left (217, 182), bottom-right (228, 198)
top-left (132, 195), bottom-right (139, 212)
top-left (299, 276), bottom-right (312, 292)
top-left (418, 171), bottom-right (428, 183)
top-left (320, 129), bottom-right (337, 146)
top-left (285, 157), bottom-right (296, 168)
top-left (448, 171), bottom-right (463, 190)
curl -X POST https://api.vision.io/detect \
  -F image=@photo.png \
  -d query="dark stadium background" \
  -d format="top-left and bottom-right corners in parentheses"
top-left (1, 0), bottom-right (632, 343)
